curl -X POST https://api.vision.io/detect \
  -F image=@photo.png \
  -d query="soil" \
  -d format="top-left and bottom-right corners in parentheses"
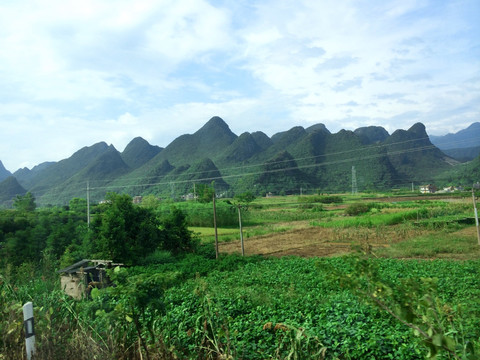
top-left (218, 195), bottom-right (473, 258)
top-left (218, 224), bottom-right (428, 258)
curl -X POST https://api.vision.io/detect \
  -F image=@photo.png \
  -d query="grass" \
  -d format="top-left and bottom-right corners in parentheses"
top-left (377, 232), bottom-right (480, 259)
top-left (191, 224), bottom-right (296, 244)
top-left (190, 226), bottom-right (239, 243)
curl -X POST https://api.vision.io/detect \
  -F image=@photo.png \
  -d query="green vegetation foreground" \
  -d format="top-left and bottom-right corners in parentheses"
top-left (1, 255), bottom-right (479, 359)
top-left (1, 191), bottom-right (480, 359)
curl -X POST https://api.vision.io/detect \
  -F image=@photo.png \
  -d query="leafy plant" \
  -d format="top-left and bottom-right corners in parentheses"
top-left (323, 256), bottom-right (480, 359)
top-left (263, 322), bottom-right (327, 360)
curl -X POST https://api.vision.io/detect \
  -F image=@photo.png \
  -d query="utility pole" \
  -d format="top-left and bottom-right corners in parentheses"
top-left (213, 190), bottom-right (219, 259)
top-left (472, 186), bottom-right (480, 245)
top-left (352, 166), bottom-right (358, 195)
top-left (87, 181), bottom-right (90, 227)
top-left (237, 205), bottom-right (245, 256)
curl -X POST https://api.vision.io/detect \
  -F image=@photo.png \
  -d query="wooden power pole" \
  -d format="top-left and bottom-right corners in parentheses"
top-left (472, 187), bottom-right (480, 245)
top-left (237, 205), bottom-right (245, 256)
top-left (213, 191), bottom-right (219, 259)
top-left (87, 180), bottom-right (90, 227)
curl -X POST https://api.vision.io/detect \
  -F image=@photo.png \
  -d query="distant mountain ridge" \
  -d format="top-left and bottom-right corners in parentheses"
top-left (429, 122), bottom-right (480, 161)
top-left (0, 161), bottom-right (11, 182)
top-left (430, 122), bottom-right (480, 150)
top-left (0, 117), bottom-right (470, 207)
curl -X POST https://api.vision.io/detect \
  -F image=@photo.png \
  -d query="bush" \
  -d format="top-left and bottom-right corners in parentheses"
top-left (345, 202), bottom-right (372, 216)
top-left (140, 250), bottom-right (175, 265)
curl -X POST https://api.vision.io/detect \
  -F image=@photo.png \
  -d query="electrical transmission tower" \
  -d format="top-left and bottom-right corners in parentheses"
top-left (351, 166), bottom-right (358, 194)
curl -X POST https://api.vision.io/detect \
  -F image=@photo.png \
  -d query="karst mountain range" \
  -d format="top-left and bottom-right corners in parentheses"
top-left (1, 117), bottom-right (480, 206)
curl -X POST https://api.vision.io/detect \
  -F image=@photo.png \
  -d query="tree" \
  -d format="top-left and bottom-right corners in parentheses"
top-left (160, 207), bottom-right (197, 255)
top-left (194, 183), bottom-right (215, 203)
top-left (69, 198), bottom-right (87, 214)
top-left (234, 191), bottom-right (255, 204)
top-left (140, 194), bottom-right (160, 209)
top-left (13, 192), bottom-right (36, 212)
top-left (88, 193), bottom-right (196, 264)
top-left (90, 193), bottom-right (162, 265)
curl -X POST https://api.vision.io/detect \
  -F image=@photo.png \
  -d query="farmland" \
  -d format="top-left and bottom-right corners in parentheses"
top-left (1, 192), bottom-right (480, 359)
top-left (199, 193), bottom-right (480, 260)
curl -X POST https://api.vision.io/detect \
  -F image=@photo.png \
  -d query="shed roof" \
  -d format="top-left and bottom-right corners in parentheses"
top-left (57, 259), bottom-right (119, 274)
top-left (57, 259), bottom-right (91, 274)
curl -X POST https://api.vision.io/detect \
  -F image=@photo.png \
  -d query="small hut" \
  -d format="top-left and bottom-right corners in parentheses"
top-left (57, 259), bottom-right (121, 299)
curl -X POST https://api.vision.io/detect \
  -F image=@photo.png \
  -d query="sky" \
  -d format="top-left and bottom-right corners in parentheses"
top-left (0, 0), bottom-right (479, 172)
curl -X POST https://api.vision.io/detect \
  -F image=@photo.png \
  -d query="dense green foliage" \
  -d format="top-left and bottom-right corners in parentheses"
top-left (1, 192), bottom-right (480, 359)
top-left (344, 202), bottom-right (377, 216)
top-left (1, 254), bottom-right (479, 359)
top-left (13, 192), bottom-right (36, 212)
top-left (0, 192), bottom-right (197, 268)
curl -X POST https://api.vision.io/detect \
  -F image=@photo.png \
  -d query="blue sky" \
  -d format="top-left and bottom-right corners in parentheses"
top-left (0, 0), bottom-right (478, 171)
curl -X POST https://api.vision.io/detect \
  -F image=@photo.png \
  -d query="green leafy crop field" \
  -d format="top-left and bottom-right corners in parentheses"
top-left (1, 192), bottom-right (480, 359)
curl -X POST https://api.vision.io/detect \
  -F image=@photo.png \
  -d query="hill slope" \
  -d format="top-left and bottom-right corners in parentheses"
top-left (0, 117), bottom-right (462, 206)
top-left (0, 161), bottom-right (11, 182)
top-left (0, 176), bottom-right (27, 206)
top-left (121, 137), bottom-right (162, 169)
top-left (147, 116), bottom-right (237, 167)
top-left (386, 123), bottom-right (453, 181)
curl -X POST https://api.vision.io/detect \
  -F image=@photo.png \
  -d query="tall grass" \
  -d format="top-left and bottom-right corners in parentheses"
top-left (377, 234), bottom-right (480, 258)
top-left (312, 209), bottom-right (426, 228)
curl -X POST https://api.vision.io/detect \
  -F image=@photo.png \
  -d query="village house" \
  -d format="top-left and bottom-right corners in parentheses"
top-left (419, 184), bottom-right (437, 194)
top-left (440, 185), bottom-right (465, 193)
top-left (132, 195), bottom-right (143, 204)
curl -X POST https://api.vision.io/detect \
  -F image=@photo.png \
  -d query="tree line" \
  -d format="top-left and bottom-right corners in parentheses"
top-left (0, 192), bottom-right (198, 272)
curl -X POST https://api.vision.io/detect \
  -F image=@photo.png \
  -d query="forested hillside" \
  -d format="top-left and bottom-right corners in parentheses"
top-left (0, 117), bottom-right (463, 207)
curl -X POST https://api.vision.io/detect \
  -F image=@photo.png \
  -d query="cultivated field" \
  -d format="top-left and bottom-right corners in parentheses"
top-left (196, 193), bottom-right (480, 260)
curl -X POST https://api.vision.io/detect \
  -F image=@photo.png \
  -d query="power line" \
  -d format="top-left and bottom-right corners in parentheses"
top-left (2, 136), bottom-right (475, 204)
top-left (88, 141), bottom-right (451, 190)
top-left (67, 134), bottom-right (448, 187)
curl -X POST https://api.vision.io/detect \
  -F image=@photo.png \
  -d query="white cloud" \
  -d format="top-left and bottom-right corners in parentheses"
top-left (145, 0), bottom-right (231, 62)
top-left (234, 0), bottom-right (479, 135)
top-left (0, 0), bottom-right (478, 171)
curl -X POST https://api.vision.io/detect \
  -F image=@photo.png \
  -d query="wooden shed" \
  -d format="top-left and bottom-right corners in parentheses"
top-left (57, 259), bottom-right (121, 299)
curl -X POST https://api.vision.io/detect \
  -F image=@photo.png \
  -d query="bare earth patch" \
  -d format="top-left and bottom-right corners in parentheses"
top-left (218, 225), bottom-right (430, 258)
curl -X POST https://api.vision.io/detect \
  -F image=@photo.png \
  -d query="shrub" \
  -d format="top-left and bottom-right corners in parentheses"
top-left (345, 202), bottom-right (372, 216)
top-left (140, 250), bottom-right (175, 265)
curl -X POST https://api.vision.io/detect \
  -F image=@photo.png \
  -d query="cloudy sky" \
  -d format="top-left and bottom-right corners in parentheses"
top-left (0, 0), bottom-right (478, 171)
